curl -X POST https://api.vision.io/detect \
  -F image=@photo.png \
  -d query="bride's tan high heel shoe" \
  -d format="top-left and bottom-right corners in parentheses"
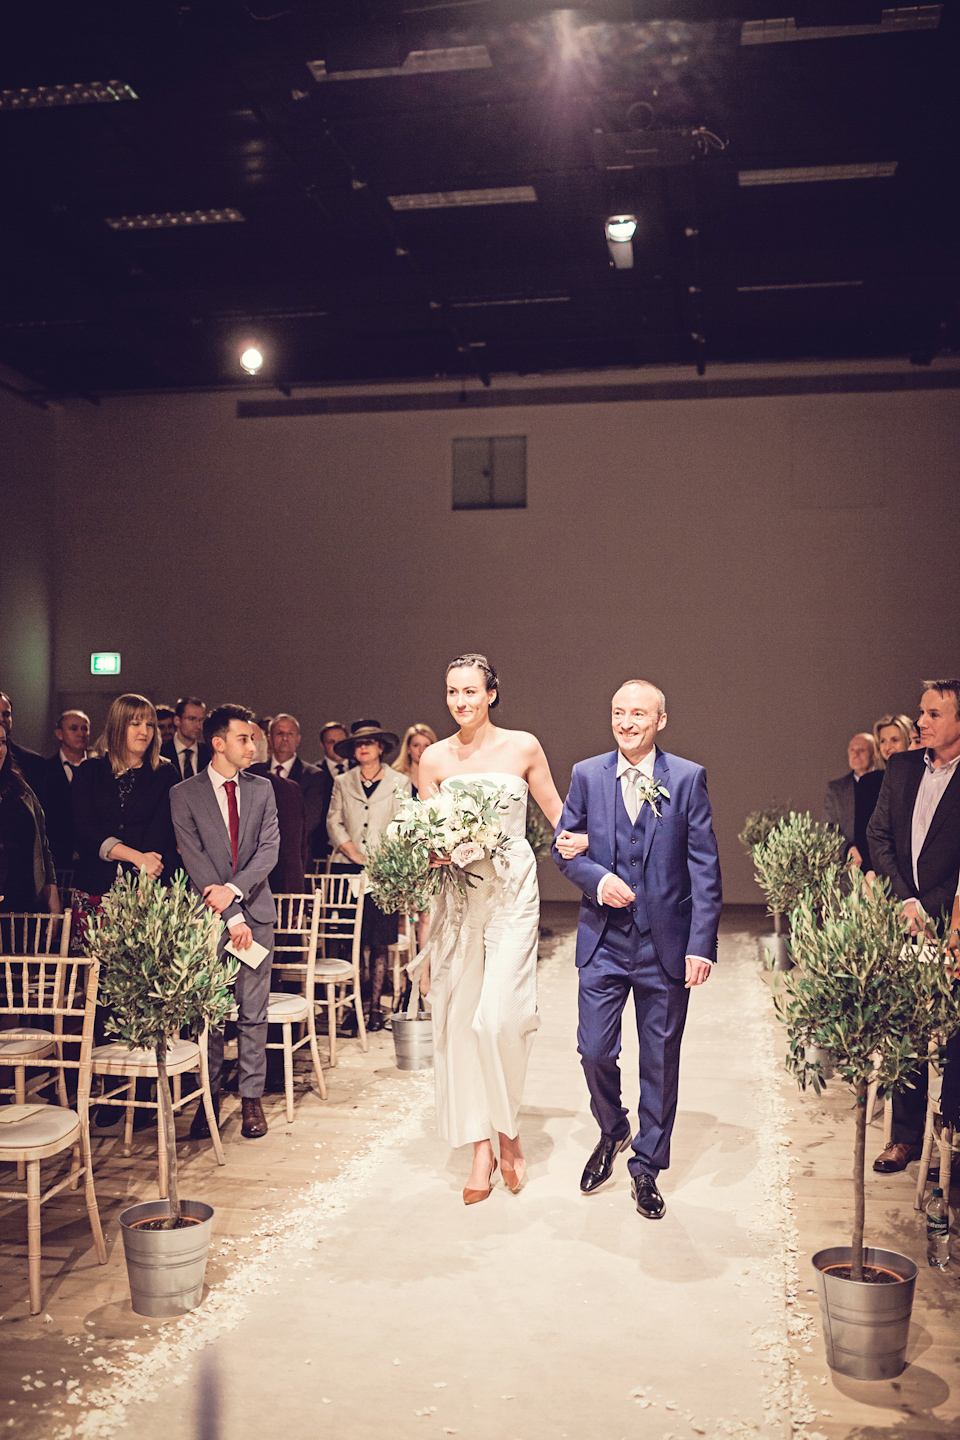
top-left (463, 1157), bottom-right (498, 1205)
top-left (500, 1158), bottom-right (527, 1194)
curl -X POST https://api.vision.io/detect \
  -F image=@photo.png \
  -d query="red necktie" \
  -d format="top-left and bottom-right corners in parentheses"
top-left (224, 779), bottom-right (239, 872)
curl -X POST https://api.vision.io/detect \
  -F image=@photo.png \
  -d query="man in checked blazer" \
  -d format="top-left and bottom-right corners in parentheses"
top-left (171, 703), bottom-right (279, 1140)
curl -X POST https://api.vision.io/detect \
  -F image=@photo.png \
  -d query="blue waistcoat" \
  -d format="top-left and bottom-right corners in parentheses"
top-left (607, 781), bottom-right (651, 934)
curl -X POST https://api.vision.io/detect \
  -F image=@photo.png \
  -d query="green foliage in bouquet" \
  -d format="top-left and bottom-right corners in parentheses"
top-left (738, 803), bottom-right (788, 853)
top-left (776, 868), bottom-right (959, 1279)
top-left (752, 810), bottom-right (846, 934)
top-left (87, 870), bottom-right (236, 1226)
top-left (364, 830), bottom-right (436, 917)
top-left (525, 797), bottom-right (554, 863)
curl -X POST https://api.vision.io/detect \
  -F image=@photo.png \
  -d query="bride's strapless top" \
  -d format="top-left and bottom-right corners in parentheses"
top-left (439, 771), bottom-right (529, 842)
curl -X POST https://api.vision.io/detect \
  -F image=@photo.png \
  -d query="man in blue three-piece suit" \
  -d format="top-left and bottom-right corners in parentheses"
top-left (552, 679), bottom-right (722, 1219)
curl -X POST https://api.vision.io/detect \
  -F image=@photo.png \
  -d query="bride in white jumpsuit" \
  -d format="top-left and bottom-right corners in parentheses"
top-left (417, 653), bottom-right (585, 1203)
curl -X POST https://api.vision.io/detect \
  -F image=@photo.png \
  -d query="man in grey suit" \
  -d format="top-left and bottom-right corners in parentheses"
top-left (823, 732), bottom-right (883, 871)
top-left (171, 704), bottom-right (280, 1140)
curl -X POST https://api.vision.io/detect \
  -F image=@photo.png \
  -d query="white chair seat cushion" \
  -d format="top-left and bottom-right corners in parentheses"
top-left (389, 935), bottom-right (411, 952)
top-left (0, 1105), bottom-right (79, 1152)
top-left (227, 993), bottom-right (309, 1023)
top-left (0, 1029), bottom-right (57, 1059)
top-left (91, 1039), bottom-right (199, 1075)
top-left (313, 959), bottom-right (353, 979)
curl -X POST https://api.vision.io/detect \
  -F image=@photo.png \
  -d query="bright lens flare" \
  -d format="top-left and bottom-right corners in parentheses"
top-left (240, 346), bottom-right (264, 375)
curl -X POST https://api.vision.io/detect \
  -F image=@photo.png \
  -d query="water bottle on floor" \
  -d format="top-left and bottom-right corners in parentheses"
top-left (925, 1186), bottom-right (950, 1269)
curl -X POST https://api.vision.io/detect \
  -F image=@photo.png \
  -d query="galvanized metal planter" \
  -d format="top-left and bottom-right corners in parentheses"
top-left (119, 1199), bottom-right (214, 1317)
top-left (760, 933), bottom-right (792, 971)
top-left (804, 1044), bottom-right (836, 1079)
top-left (392, 1013), bottom-right (434, 1071)
top-left (812, 1245), bottom-right (918, 1380)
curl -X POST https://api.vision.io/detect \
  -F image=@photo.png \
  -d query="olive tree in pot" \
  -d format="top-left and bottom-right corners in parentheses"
top-left (751, 811), bottom-right (846, 970)
top-left (88, 870), bottom-right (236, 1316)
top-left (364, 833), bottom-right (436, 1071)
top-left (739, 805), bottom-right (788, 962)
top-left (778, 868), bottom-right (958, 1380)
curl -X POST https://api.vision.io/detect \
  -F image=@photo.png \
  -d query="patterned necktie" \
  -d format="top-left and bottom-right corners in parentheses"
top-left (623, 768), bottom-right (643, 825)
top-left (224, 779), bottom-right (239, 872)
top-left (182, 750), bottom-right (194, 780)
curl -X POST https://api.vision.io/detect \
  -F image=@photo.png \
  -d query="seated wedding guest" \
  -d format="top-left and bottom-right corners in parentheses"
top-left (868, 679), bottom-right (960, 1174)
top-left (393, 724), bottom-right (438, 799)
top-left (71, 694), bottom-right (180, 949)
top-left (249, 722), bottom-right (308, 894)
top-left (0, 722), bottom-right (59, 914)
top-left (155, 705), bottom-right (177, 746)
top-left (269, 714), bottom-right (329, 860)
top-left (872, 713), bottom-right (912, 768)
top-left (327, 720), bottom-right (412, 1030)
top-left (0, 691), bottom-right (46, 794)
top-left (823, 732), bottom-right (883, 871)
top-left (38, 709), bottom-right (93, 870)
top-left (161, 696), bottom-right (211, 780)
top-left (171, 704), bottom-right (279, 1140)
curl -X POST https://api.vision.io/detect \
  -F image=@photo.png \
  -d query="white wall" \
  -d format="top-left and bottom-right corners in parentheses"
top-left (43, 371), bottom-right (960, 901)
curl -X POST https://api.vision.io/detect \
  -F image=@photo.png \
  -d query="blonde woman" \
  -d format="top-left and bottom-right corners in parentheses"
top-left (393, 723), bottom-right (438, 798)
top-left (872, 714), bottom-right (913, 767)
top-left (70, 694), bottom-right (180, 947)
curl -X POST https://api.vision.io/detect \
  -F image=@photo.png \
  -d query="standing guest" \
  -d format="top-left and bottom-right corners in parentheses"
top-left (38, 710), bottom-right (93, 870)
top-left (257, 718), bottom-right (275, 762)
top-left (0, 722), bottom-right (59, 914)
top-left (393, 724), bottom-right (438, 798)
top-left (318, 722), bottom-right (350, 781)
top-left (868, 680), bottom-right (960, 1173)
top-left (269, 714), bottom-right (329, 861)
top-left (823, 733), bottom-right (883, 871)
top-left (553, 680), bottom-right (721, 1220)
top-left (327, 721), bottom-right (412, 1030)
top-left (248, 723), bottom-right (308, 894)
top-left (161, 696), bottom-right (211, 780)
top-left (909, 722), bottom-right (924, 751)
top-left (70, 695), bottom-right (180, 948)
top-left (170, 705), bottom-right (280, 1140)
top-left (873, 714), bottom-right (913, 768)
top-left (0, 692), bottom-right (46, 794)
top-left (155, 706), bottom-right (177, 747)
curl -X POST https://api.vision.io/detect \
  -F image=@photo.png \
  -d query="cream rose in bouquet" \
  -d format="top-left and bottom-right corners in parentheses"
top-left (365, 778), bottom-right (511, 911)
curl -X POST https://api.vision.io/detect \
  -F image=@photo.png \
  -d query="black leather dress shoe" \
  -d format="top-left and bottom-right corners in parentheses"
top-left (580, 1133), bottom-right (631, 1194)
top-left (631, 1172), bottom-right (665, 1219)
top-left (189, 1092), bottom-right (220, 1140)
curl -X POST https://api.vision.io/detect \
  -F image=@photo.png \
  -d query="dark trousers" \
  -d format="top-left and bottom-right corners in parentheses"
top-left (577, 923), bottom-right (689, 1179)
top-left (891, 1030), bottom-right (960, 1145)
top-left (207, 932), bottom-right (274, 1099)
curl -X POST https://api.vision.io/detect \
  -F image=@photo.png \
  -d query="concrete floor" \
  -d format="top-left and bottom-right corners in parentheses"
top-left (2, 906), bottom-right (958, 1439)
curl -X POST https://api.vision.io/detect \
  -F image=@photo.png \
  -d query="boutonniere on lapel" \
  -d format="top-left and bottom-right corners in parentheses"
top-left (637, 776), bottom-right (671, 818)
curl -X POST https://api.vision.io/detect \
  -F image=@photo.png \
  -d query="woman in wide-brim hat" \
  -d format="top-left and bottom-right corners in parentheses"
top-left (326, 720), bottom-right (411, 1030)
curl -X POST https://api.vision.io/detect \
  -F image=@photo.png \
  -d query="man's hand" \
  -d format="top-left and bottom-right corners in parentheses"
top-left (685, 957), bottom-right (712, 988)
top-left (203, 883), bottom-right (238, 915)
top-left (600, 875), bottom-right (635, 909)
top-left (901, 900), bottom-right (927, 937)
top-left (229, 922), bottom-right (253, 952)
top-left (138, 851), bottom-right (164, 880)
top-left (848, 845), bottom-right (863, 869)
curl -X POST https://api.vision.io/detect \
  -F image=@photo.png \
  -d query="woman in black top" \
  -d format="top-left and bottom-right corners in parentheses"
top-left (71, 694), bottom-right (180, 947)
top-left (0, 722), bottom-right (59, 913)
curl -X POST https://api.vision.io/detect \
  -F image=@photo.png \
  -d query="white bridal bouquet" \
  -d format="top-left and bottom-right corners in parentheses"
top-left (365, 779), bottom-right (512, 914)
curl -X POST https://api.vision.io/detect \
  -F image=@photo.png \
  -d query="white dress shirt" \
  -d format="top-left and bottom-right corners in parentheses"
top-left (911, 749), bottom-right (960, 892)
top-left (325, 755), bottom-right (348, 780)
top-left (60, 748), bottom-right (91, 782)
top-left (272, 757), bottom-right (293, 780)
top-left (174, 735), bottom-right (200, 779)
top-left (206, 765), bottom-right (245, 928)
top-left (596, 748), bottom-right (711, 968)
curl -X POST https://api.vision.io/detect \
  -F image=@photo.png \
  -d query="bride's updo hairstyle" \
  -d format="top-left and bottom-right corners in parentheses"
top-left (446, 653), bottom-right (500, 709)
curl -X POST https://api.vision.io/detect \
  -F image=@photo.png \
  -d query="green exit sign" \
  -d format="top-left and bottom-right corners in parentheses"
top-left (90, 652), bottom-right (121, 676)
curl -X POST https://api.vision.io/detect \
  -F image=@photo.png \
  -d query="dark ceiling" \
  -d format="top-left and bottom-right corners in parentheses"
top-left (1, 0), bottom-right (958, 399)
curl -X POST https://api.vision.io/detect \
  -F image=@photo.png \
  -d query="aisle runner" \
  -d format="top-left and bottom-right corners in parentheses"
top-left (60, 935), bottom-right (823, 1440)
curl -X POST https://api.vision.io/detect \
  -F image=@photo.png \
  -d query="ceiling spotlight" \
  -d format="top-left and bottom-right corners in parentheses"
top-left (240, 345), bottom-right (264, 375)
top-left (605, 214), bottom-right (637, 269)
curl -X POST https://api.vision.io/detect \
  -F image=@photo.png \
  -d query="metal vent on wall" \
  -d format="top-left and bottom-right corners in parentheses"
top-left (452, 436), bottom-right (527, 511)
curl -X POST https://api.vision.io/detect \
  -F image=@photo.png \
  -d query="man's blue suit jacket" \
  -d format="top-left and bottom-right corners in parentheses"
top-left (552, 748), bottom-right (722, 980)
